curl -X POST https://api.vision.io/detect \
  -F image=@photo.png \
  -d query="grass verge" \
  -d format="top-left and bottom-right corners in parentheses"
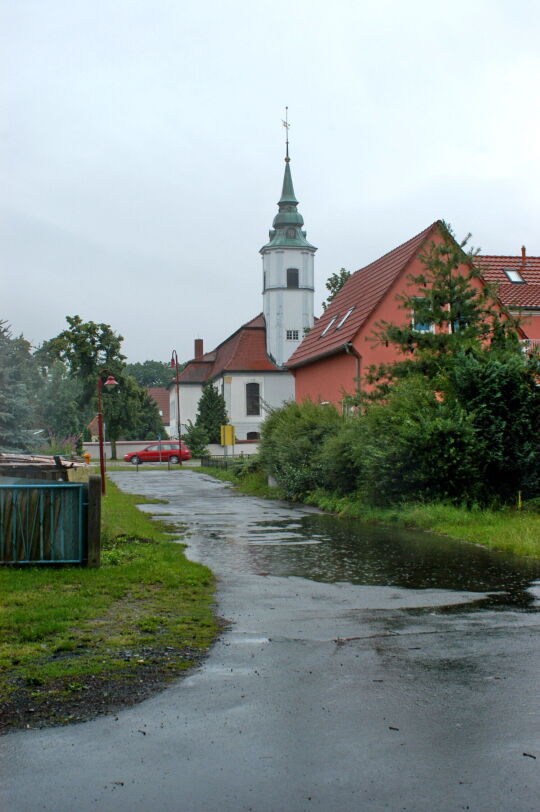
top-left (0, 479), bottom-right (217, 734)
top-left (198, 468), bottom-right (540, 559)
top-left (198, 466), bottom-right (282, 499)
top-left (303, 490), bottom-right (540, 559)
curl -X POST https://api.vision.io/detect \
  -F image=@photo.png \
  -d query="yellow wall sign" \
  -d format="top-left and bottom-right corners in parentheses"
top-left (220, 425), bottom-right (235, 446)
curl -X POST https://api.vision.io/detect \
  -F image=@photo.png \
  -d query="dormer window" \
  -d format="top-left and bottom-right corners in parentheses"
top-left (320, 316), bottom-right (337, 337)
top-left (503, 268), bottom-right (525, 283)
top-left (336, 307), bottom-right (355, 329)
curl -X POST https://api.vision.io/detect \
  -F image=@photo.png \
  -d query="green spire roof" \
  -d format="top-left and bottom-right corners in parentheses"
top-left (279, 161), bottom-right (298, 206)
top-left (260, 156), bottom-right (317, 253)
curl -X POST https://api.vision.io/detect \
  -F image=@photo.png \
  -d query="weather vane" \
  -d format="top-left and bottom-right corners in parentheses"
top-left (282, 106), bottom-right (290, 162)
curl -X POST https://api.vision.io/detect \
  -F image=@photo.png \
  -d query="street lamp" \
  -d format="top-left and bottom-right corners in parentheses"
top-left (97, 370), bottom-right (118, 495)
top-left (170, 350), bottom-right (182, 466)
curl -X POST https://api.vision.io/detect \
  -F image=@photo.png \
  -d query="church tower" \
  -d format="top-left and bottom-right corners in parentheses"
top-left (260, 120), bottom-right (316, 367)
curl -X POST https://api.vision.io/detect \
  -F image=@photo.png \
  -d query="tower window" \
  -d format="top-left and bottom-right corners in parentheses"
top-left (246, 382), bottom-right (260, 416)
top-left (287, 268), bottom-right (299, 288)
top-left (286, 330), bottom-right (299, 340)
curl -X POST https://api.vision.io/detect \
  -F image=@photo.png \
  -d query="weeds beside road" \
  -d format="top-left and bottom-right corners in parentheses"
top-left (0, 478), bottom-right (216, 734)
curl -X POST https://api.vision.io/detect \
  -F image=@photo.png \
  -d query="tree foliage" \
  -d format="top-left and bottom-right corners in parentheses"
top-left (34, 316), bottom-right (165, 455)
top-left (35, 361), bottom-right (83, 440)
top-left (183, 420), bottom-right (210, 457)
top-left (195, 383), bottom-right (228, 444)
top-left (0, 322), bottom-right (38, 452)
top-left (126, 360), bottom-right (178, 388)
top-left (321, 268), bottom-right (351, 311)
top-left (259, 400), bottom-right (342, 500)
top-left (366, 224), bottom-right (521, 392)
top-left (36, 315), bottom-right (126, 412)
top-left (101, 373), bottom-right (166, 451)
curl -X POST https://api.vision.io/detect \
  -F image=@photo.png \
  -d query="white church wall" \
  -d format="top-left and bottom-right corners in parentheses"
top-left (220, 371), bottom-right (295, 440)
top-left (169, 384), bottom-right (202, 436)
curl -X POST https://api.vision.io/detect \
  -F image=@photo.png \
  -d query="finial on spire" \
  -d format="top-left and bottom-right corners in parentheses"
top-left (281, 106), bottom-right (290, 163)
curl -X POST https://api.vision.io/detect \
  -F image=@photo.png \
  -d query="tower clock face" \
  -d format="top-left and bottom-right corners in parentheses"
top-left (287, 228), bottom-right (295, 238)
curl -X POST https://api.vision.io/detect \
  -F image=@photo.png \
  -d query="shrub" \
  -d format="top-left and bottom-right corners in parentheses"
top-left (259, 400), bottom-right (342, 500)
top-left (357, 378), bottom-right (482, 506)
top-left (183, 421), bottom-right (209, 457)
top-left (229, 454), bottom-right (263, 479)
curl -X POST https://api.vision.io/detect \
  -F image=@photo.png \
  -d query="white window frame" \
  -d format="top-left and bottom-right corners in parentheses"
top-left (411, 299), bottom-right (434, 333)
top-left (503, 268), bottom-right (525, 283)
top-left (321, 316), bottom-right (337, 337)
top-left (336, 307), bottom-right (355, 329)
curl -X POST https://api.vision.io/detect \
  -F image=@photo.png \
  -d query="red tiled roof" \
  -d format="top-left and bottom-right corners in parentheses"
top-left (179, 314), bottom-right (280, 385)
top-left (287, 222), bottom-right (440, 368)
top-left (494, 284), bottom-right (540, 308)
top-left (476, 255), bottom-right (540, 284)
top-left (147, 387), bottom-right (171, 423)
top-left (475, 255), bottom-right (540, 309)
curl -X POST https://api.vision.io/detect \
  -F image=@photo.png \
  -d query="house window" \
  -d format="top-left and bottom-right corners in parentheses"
top-left (336, 307), bottom-right (355, 329)
top-left (287, 268), bottom-right (299, 288)
top-left (286, 329), bottom-right (299, 340)
top-left (246, 382), bottom-right (260, 416)
top-left (246, 431), bottom-right (260, 440)
top-left (503, 268), bottom-right (525, 283)
top-left (412, 300), bottom-right (433, 333)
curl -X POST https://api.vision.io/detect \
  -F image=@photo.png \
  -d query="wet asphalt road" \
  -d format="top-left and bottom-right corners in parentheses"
top-left (2, 470), bottom-right (540, 812)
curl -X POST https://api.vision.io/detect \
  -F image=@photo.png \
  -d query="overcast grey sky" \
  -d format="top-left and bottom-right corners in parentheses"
top-left (2, 0), bottom-right (539, 363)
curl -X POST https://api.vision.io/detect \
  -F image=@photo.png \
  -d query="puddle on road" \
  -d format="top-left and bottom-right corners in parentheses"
top-left (232, 513), bottom-right (540, 611)
top-left (113, 472), bottom-right (540, 611)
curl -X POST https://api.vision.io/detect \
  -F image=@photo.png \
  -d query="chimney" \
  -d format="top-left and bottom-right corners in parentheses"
top-left (521, 245), bottom-right (526, 270)
top-left (194, 339), bottom-right (203, 359)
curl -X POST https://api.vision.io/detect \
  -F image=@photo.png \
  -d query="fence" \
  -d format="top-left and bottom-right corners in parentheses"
top-left (200, 454), bottom-right (246, 470)
top-left (0, 476), bottom-right (101, 566)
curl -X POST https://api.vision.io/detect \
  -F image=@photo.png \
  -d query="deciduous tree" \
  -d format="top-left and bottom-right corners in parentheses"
top-left (321, 268), bottom-right (351, 311)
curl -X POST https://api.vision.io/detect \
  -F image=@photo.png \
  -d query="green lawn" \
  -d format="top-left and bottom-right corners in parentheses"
top-left (0, 479), bottom-right (216, 731)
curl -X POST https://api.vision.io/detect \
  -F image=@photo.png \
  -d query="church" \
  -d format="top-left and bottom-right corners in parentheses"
top-left (169, 142), bottom-right (316, 442)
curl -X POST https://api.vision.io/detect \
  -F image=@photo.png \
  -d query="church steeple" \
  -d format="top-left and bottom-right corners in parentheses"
top-left (260, 156), bottom-right (316, 251)
top-left (279, 161), bottom-right (298, 206)
top-left (260, 111), bottom-right (316, 367)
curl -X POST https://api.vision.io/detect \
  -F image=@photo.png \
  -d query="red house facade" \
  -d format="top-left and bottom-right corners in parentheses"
top-left (287, 222), bottom-right (539, 407)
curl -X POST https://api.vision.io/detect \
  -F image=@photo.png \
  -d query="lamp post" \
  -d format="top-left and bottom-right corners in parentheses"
top-left (97, 370), bottom-right (118, 495)
top-left (170, 350), bottom-right (182, 466)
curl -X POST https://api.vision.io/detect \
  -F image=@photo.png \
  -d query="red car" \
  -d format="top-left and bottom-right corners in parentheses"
top-left (123, 442), bottom-right (191, 465)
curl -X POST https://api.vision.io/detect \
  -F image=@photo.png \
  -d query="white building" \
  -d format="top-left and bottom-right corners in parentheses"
top-left (170, 148), bottom-right (316, 442)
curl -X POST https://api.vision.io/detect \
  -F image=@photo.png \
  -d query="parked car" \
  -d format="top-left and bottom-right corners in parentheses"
top-left (123, 442), bottom-right (191, 465)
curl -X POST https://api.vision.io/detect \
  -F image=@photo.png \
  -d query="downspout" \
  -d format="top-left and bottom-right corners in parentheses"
top-left (344, 343), bottom-right (361, 393)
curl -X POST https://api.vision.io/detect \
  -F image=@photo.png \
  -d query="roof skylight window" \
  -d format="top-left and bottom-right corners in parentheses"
top-left (503, 268), bottom-right (525, 283)
top-left (336, 307), bottom-right (355, 329)
top-left (320, 316), bottom-right (337, 337)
